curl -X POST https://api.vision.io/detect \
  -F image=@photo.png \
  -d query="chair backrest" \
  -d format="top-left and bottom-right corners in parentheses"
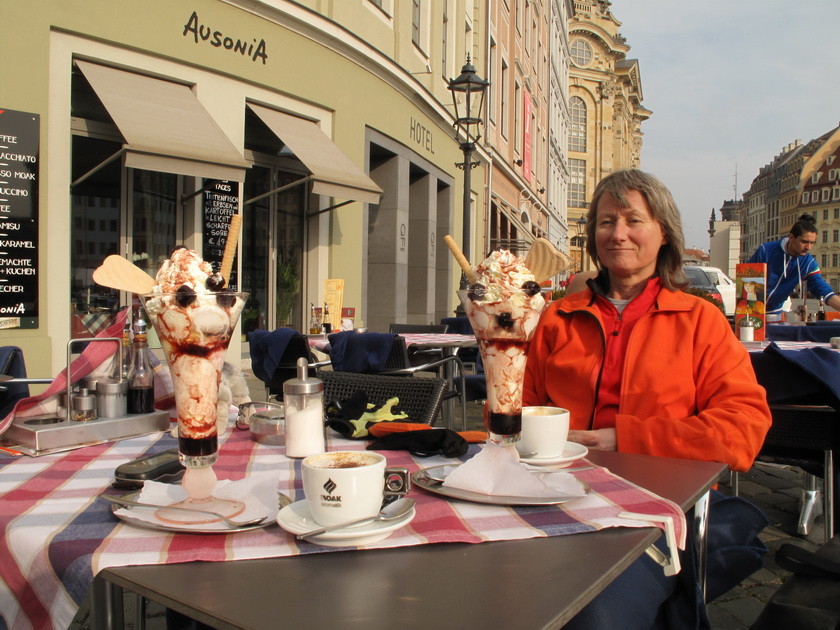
top-left (440, 317), bottom-right (473, 335)
top-left (0, 346), bottom-right (30, 419)
top-left (320, 371), bottom-right (447, 425)
top-left (327, 332), bottom-right (410, 373)
top-left (388, 323), bottom-right (449, 334)
top-left (248, 329), bottom-right (315, 396)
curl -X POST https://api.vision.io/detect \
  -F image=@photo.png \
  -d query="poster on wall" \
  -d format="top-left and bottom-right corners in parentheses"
top-left (0, 108), bottom-right (39, 330)
top-left (202, 180), bottom-right (239, 291)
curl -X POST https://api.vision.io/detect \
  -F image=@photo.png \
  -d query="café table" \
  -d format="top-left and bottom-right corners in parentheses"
top-left (765, 322), bottom-right (840, 343)
top-left (0, 426), bottom-right (723, 630)
top-left (91, 453), bottom-right (720, 630)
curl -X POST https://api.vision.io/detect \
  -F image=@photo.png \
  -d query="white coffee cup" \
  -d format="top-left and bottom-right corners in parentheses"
top-left (515, 406), bottom-right (571, 459)
top-left (301, 451), bottom-right (408, 526)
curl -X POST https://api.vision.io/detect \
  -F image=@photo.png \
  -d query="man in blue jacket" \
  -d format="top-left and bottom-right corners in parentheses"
top-left (749, 213), bottom-right (840, 320)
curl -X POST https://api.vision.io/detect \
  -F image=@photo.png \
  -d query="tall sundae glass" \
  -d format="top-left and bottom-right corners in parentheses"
top-left (140, 247), bottom-right (247, 524)
top-left (457, 250), bottom-right (545, 445)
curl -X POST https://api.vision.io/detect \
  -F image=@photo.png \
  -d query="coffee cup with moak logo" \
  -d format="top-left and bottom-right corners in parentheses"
top-left (515, 406), bottom-right (571, 459)
top-left (301, 451), bottom-right (409, 526)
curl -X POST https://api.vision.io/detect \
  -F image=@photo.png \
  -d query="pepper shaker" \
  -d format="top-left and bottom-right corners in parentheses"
top-left (283, 357), bottom-right (325, 458)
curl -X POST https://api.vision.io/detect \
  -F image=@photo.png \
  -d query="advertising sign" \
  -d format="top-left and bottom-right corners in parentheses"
top-left (202, 180), bottom-right (239, 291)
top-left (0, 108), bottom-right (39, 329)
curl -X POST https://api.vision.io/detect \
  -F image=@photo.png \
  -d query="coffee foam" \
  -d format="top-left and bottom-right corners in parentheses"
top-left (306, 451), bottom-right (380, 469)
top-left (524, 406), bottom-right (568, 416)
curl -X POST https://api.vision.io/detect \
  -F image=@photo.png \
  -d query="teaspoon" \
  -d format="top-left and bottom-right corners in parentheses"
top-left (297, 496), bottom-right (415, 539)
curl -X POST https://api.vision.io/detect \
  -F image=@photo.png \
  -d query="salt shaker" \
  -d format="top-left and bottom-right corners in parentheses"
top-left (283, 357), bottom-right (325, 458)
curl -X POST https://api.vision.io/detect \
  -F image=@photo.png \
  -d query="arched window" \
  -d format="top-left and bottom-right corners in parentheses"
top-left (569, 96), bottom-right (587, 152)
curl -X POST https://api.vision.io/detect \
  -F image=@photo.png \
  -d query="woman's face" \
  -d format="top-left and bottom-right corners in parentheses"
top-left (594, 190), bottom-right (667, 283)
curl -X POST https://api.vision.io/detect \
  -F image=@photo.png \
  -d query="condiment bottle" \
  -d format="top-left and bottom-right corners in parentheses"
top-left (97, 378), bottom-right (128, 418)
top-left (322, 302), bottom-right (332, 334)
top-left (309, 303), bottom-right (320, 334)
top-left (127, 318), bottom-right (155, 414)
top-left (72, 388), bottom-right (97, 422)
top-left (818, 296), bottom-right (826, 321)
top-left (111, 317), bottom-right (134, 381)
top-left (283, 357), bottom-right (325, 458)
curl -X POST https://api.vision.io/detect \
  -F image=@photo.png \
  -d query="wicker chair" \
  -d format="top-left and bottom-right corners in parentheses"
top-left (320, 371), bottom-right (447, 426)
top-left (758, 404), bottom-right (839, 542)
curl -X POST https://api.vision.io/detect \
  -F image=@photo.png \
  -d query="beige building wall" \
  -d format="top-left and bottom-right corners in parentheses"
top-left (0, 0), bottom-right (487, 376)
top-left (566, 0), bottom-right (651, 271)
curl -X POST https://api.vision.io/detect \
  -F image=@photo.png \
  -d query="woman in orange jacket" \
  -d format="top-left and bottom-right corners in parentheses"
top-left (524, 169), bottom-right (771, 629)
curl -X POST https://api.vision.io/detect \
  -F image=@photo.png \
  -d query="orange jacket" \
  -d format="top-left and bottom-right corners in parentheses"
top-left (524, 284), bottom-right (771, 472)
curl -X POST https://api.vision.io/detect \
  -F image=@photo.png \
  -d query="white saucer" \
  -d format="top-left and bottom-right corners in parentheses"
top-left (276, 500), bottom-right (415, 547)
top-left (518, 441), bottom-right (589, 467)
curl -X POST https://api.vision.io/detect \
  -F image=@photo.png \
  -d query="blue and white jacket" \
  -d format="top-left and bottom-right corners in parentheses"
top-left (748, 237), bottom-right (836, 314)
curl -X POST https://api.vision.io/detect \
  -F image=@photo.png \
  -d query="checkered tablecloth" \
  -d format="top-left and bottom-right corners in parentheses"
top-left (0, 430), bottom-right (685, 630)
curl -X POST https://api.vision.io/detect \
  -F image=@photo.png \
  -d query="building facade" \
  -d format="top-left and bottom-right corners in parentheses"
top-left (0, 0), bottom-right (496, 376)
top-left (799, 127), bottom-right (840, 292)
top-left (565, 0), bottom-right (651, 272)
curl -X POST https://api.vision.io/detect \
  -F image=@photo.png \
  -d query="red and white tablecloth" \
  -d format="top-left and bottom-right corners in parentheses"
top-left (0, 429), bottom-right (684, 629)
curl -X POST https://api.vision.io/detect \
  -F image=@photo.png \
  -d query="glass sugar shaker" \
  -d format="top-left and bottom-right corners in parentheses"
top-left (283, 357), bottom-right (325, 458)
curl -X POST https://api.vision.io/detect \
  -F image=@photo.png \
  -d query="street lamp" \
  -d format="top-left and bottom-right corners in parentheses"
top-left (448, 55), bottom-right (489, 299)
top-left (575, 216), bottom-right (587, 272)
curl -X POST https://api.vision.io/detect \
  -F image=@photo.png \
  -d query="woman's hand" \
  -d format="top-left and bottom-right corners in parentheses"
top-left (568, 428), bottom-right (617, 451)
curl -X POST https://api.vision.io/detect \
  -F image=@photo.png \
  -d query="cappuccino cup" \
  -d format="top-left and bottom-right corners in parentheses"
top-left (515, 406), bottom-right (570, 459)
top-left (301, 451), bottom-right (409, 526)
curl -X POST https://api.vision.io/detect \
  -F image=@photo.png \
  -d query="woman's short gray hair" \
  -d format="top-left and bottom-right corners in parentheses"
top-left (584, 169), bottom-right (687, 291)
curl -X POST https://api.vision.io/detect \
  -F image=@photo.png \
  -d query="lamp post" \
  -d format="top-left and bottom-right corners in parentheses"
top-left (575, 215), bottom-right (587, 273)
top-left (448, 55), bottom-right (489, 304)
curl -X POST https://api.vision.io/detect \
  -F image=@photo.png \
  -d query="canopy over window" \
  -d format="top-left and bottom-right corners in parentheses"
top-left (248, 103), bottom-right (382, 205)
top-left (75, 60), bottom-right (249, 182)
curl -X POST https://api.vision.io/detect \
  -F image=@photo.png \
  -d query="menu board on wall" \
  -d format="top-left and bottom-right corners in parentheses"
top-left (0, 108), bottom-right (39, 330)
top-left (202, 180), bottom-right (239, 291)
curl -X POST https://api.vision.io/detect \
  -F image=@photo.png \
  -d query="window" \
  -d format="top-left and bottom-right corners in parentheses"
top-left (833, 229), bottom-right (839, 242)
top-left (835, 188), bottom-right (840, 201)
top-left (822, 230), bottom-right (828, 243)
top-left (569, 96), bottom-right (586, 152)
top-left (835, 207), bottom-right (840, 218)
top-left (412, 0), bottom-right (421, 46)
top-left (441, 4), bottom-right (448, 76)
top-left (828, 155), bottom-right (836, 166)
top-left (802, 192), bottom-right (810, 203)
top-left (488, 38), bottom-right (496, 123)
top-left (829, 169), bottom-right (837, 181)
top-left (570, 39), bottom-right (592, 67)
top-left (812, 172), bottom-right (821, 184)
top-left (823, 188), bottom-right (831, 202)
top-left (500, 59), bottom-right (508, 138)
top-left (834, 253), bottom-right (839, 268)
top-left (825, 209), bottom-right (830, 221)
top-left (569, 158), bottom-right (586, 207)
top-left (822, 254), bottom-right (829, 267)
top-left (514, 81), bottom-right (522, 153)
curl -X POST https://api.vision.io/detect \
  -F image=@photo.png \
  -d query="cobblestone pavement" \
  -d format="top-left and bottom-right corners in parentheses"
top-left (69, 393), bottom-right (826, 629)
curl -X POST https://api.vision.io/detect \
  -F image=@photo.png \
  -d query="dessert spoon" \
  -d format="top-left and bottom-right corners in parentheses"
top-left (297, 496), bottom-right (415, 539)
top-left (101, 493), bottom-right (269, 528)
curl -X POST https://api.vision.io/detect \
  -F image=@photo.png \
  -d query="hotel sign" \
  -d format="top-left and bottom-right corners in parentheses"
top-left (0, 108), bottom-right (39, 329)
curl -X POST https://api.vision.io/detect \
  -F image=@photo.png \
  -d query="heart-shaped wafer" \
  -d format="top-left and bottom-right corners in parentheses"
top-left (93, 255), bottom-right (157, 295)
top-left (525, 238), bottom-right (572, 282)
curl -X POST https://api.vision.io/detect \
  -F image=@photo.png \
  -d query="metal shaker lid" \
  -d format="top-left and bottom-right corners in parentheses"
top-left (73, 388), bottom-right (97, 411)
top-left (96, 378), bottom-right (128, 395)
top-left (282, 357), bottom-right (323, 395)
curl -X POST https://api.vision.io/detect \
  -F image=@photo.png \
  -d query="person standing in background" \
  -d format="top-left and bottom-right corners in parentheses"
top-left (748, 213), bottom-right (840, 321)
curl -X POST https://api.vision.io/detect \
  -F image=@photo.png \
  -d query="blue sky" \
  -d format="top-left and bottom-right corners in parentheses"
top-left (614, 0), bottom-right (840, 248)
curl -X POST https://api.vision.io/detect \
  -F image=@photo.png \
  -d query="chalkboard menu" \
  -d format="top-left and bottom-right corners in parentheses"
top-left (0, 109), bottom-right (39, 330)
top-left (202, 180), bottom-right (239, 291)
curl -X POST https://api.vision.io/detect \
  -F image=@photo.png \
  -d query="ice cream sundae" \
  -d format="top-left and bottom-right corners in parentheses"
top-left (458, 249), bottom-right (545, 444)
top-left (142, 247), bottom-right (246, 461)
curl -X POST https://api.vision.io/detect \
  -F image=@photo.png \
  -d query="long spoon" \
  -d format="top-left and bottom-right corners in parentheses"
top-left (297, 496), bottom-right (415, 539)
top-left (101, 493), bottom-right (269, 528)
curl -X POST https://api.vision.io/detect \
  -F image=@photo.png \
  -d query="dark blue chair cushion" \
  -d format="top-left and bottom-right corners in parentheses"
top-left (327, 331), bottom-right (396, 373)
top-left (247, 328), bottom-right (297, 385)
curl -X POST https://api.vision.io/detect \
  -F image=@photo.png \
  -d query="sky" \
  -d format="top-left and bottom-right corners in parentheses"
top-left (613, 0), bottom-right (840, 249)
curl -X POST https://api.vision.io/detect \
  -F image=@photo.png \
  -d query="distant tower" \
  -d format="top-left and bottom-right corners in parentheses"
top-left (708, 208), bottom-right (716, 238)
